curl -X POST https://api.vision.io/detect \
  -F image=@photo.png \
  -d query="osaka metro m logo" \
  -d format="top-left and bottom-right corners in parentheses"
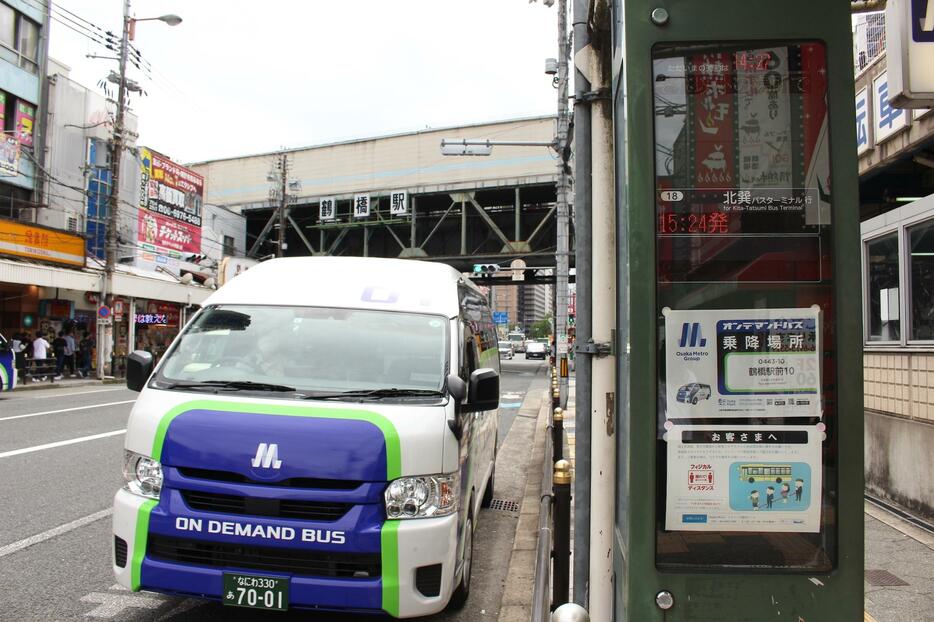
top-left (251, 443), bottom-right (282, 469)
top-left (679, 322), bottom-right (707, 348)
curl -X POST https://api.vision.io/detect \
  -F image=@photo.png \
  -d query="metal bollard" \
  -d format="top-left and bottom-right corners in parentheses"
top-left (552, 603), bottom-right (590, 622)
top-left (552, 388), bottom-right (560, 410)
top-left (552, 459), bottom-right (572, 610)
top-left (552, 408), bottom-right (564, 462)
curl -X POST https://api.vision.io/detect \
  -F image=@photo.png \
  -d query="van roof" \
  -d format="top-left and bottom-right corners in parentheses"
top-left (205, 257), bottom-right (475, 316)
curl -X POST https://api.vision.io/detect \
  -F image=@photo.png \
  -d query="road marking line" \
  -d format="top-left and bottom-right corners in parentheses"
top-left (32, 388), bottom-right (126, 399)
top-left (0, 508), bottom-right (112, 559)
top-left (0, 429), bottom-right (125, 459)
top-left (0, 400), bottom-right (135, 422)
top-left (81, 592), bottom-right (164, 618)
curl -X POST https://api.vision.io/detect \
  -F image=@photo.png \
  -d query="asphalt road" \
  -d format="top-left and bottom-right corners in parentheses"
top-left (0, 358), bottom-right (548, 621)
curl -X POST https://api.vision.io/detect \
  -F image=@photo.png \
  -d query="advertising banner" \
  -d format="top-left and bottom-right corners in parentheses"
top-left (664, 424), bottom-right (823, 532)
top-left (139, 147), bottom-right (203, 256)
top-left (0, 219), bottom-right (85, 267)
top-left (690, 52), bottom-right (734, 189)
top-left (0, 135), bottom-right (18, 177)
top-left (15, 101), bottom-right (34, 148)
top-left (663, 307), bottom-right (822, 419)
top-left (137, 210), bottom-right (201, 255)
top-left (736, 47), bottom-right (792, 189)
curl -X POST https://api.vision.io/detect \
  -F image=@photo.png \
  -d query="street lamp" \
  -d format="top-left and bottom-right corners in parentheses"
top-left (101, 1), bottom-right (181, 379)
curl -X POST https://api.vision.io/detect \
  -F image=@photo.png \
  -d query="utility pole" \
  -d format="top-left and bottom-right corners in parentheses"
top-left (555, 0), bottom-right (571, 407)
top-left (100, 0), bottom-right (131, 379)
top-left (268, 151), bottom-right (295, 257)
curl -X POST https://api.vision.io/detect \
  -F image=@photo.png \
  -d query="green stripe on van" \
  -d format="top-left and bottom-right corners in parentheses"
top-left (131, 499), bottom-right (157, 590)
top-left (380, 520), bottom-right (401, 617)
top-left (0, 364), bottom-right (8, 390)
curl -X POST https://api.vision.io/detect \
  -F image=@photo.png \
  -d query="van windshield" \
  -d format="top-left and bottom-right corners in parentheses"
top-left (156, 305), bottom-right (448, 394)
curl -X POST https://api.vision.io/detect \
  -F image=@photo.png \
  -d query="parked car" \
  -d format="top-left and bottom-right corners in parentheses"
top-left (498, 341), bottom-right (515, 360)
top-left (525, 341), bottom-right (547, 360)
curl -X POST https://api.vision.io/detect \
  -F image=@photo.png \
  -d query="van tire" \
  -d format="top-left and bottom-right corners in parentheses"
top-left (448, 514), bottom-right (474, 610)
top-left (691, 397), bottom-right (698, 405)
top-left (481, 466), bottom-right (495, 508)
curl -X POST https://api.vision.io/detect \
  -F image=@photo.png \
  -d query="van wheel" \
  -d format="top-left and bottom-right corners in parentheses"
top-left (481, 466), bottom-right (495, 508)
top-left (448, 515), bottom-right (474, 610)
top-left (691, 397), bottom-right (698, 405)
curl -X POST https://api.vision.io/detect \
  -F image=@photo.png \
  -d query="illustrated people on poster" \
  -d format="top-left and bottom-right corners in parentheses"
top-left (750, 489), bottom-right (760, 511)
top-left (781, 482), bottom-right (790, 503)
top-left (795, 478), bottom-right (804, 502)
top-left (766, 486), bottom-right (775, 509)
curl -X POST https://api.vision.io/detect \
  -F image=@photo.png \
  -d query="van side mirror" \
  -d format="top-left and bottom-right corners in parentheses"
top-left (446, 374), bottom-right (467, 402)
top-left (465, 368), bottom-right (499, 412)
top-left (127, 350), bottom-right (154, 392)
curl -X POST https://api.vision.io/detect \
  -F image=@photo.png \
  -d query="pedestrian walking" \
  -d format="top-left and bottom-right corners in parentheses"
top-left (31, 331), bottom-right (50, 381)
top-left (63, 331), bottom-right (77, 377)
top-left (78, 331), bottom-right (94, 378)
top-left (52, 331), bottom-right (67, 379)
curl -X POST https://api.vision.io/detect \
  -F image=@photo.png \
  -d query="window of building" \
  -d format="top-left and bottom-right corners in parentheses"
top-left (0, 4), bottom-right (14, 49)
top-left (222, 235), bottom-right (235, 257)
top-left (0, 5), bottom-right (38, 75)
top-left (909, 220), bottom-right (934, 341)
top-left (867, 233), bottom-right (900, 341)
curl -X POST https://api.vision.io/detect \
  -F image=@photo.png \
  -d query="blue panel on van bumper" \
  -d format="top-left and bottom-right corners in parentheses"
top-left (140, 556), bottom-right (384, 611)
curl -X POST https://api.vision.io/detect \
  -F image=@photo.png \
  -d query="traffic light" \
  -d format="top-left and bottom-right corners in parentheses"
top-left (472, 264), bottom-right (499, 276)
top-left (568, 314), bottom-right (575, 327)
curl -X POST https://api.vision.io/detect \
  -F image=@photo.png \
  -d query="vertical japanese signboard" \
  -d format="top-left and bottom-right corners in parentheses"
top-left (319, 197), bottom-right (336, 221)
top-left (390, 190), bottom-right (408, 216)
top-left (15, 102), bottom-right (35, 148)
top-left (653, 41), bottom-right (836, 566)
top-left (353, 194), bottom-right (370, 218)
top-left (137, 147), bottom-right (204, 258)
top-left (855, 87), bottom-right (872, 155)
top-left (872, 71), bottom-right (909, 143)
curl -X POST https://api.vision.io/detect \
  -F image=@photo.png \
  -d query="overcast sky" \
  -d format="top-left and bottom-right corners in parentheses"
top-left (48, 0), bottom-right (559, 165)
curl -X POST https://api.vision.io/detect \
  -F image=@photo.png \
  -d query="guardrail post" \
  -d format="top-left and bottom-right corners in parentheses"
top-left (553, 407), bottom-right (564, 462)
top-left (552, 459), bottom-right (572, 610)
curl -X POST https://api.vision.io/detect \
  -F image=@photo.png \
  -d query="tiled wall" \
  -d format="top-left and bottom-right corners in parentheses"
top-left (864, 352), bottom-right (934, 421)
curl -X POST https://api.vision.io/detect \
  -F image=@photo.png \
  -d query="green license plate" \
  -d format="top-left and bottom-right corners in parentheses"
top-left (222, 572), bottom-right (289, 611)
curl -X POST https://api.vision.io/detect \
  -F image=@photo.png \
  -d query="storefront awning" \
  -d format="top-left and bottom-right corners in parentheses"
top-left (0, 257), bottom-right (213, 306)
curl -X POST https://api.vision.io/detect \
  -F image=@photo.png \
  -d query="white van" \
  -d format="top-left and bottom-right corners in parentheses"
top-left (112, 257), bottom-right (500, 618)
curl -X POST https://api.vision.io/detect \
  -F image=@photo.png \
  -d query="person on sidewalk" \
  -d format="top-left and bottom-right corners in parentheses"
top-left (31, 331), bottom-right (50, 381)
top-left (52, 331), bottom-right (67, 379)
top-left (63, 331), bottom-right (77, 377)
top-left (78, 331), bottom-right (94, 378)
top-left (11, 332), bottom-right (27, 380)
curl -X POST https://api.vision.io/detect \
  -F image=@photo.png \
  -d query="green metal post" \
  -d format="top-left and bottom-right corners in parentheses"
top-left (613, 0), bottom-right (864, 620)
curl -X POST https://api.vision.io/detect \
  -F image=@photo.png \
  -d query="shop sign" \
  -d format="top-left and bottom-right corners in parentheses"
top-left (0, 219), bottom-right (85, 267)
top-left (872, 71), bottom-right (909, 143)
top-left (135, 313), bottom-right (168, 325)
top-left (664, 424), bottom-right (823, 532)
top-left (856, 87), bottom-right (872, 155)
top-left (218, 256), bottom-right (259, 286)
top-left (663, 307), bottom-right (822, 419)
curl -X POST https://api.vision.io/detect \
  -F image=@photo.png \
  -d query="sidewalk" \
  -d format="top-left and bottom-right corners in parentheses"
top-left (518, 374), bottom-right (934, 622)
top-left (13, 375), bottom-right (119, 392)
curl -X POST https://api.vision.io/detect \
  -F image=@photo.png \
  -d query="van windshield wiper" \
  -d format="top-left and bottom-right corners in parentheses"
top-left (160, 380), bottom-right (297, 392)
top-left (303, 388), bottom-right (445, 400)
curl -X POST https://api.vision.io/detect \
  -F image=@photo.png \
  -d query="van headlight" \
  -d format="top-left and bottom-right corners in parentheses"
top-left (123, 451), bottom-right (163, 499)
top-left (384, 473), bottom-right (458, 519)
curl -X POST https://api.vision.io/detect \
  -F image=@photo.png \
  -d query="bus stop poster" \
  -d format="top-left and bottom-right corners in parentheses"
top-left (664, 424), bottom-right (822, 532)
top-left (663, 307), bottom-right (821, 419)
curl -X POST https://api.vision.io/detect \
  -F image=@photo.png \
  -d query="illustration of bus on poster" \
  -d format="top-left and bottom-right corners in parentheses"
top-left (663, 306), bottom-right (822, 419)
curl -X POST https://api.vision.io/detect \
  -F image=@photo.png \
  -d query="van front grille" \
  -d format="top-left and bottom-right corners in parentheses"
top-left (177, 467), bottom-right (361, 490)
top-left (147, 535), bottom-right (380, 578)
top-left (181, 489), bottom-right (351, 522)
